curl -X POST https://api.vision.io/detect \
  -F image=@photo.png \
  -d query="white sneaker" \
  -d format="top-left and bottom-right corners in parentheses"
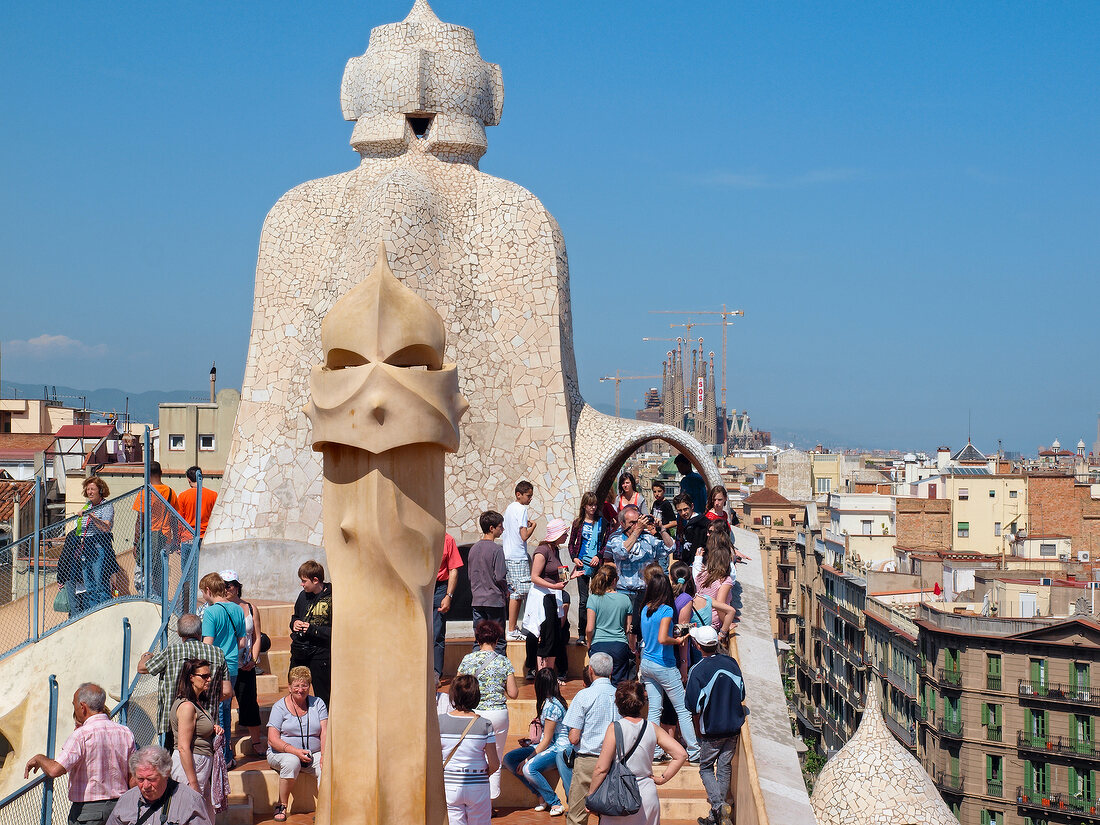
top-left (507, 629), bottom-right (525, 641)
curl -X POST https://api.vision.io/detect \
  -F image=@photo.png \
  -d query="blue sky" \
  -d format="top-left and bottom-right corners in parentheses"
top-left (1, 2), bottom-right (1097, 453)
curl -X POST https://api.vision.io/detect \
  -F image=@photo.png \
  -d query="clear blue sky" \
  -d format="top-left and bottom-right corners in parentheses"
top-left (2, 2), bottom-right (1097, 454)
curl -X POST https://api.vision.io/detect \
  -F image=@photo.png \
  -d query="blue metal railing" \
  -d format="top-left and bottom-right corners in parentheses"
top-left (0, 451), bottom-right (204, 824)
top-left (0, 430), bottom-right (206, 663)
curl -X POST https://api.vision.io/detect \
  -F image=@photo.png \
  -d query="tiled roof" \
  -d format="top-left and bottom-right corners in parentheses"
top-left (744, 487), bottom-right (793, 506)
top-left (0, 479), bottom-right (35, 522)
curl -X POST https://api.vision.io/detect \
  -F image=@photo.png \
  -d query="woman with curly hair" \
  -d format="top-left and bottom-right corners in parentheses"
top-left (457, 619), bottom-right (517, 801)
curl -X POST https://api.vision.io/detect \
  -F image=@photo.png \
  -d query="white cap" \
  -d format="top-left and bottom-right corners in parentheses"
top-left (219, 569), bottom-right (240, 584)
top-left (689, 625), bottom-right (720, 647)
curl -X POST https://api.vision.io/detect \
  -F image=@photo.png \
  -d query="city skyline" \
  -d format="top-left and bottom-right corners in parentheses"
top-left (2, 1), bottom-right (1097, 452)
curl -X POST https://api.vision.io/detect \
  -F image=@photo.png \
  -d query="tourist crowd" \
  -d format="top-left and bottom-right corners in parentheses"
top-left (34, 455), bottom-right (745, 825)
top-left (439, 457), bottom-right (750, 825)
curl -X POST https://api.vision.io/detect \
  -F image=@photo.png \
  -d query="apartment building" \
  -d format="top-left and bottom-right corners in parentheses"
top-left (817, 543), bottom-right (871, 753)
top-left (911, 469), bottom-right (1029, 556)
top-left (866, 595), bottom-right (921, 754)
top-left (792, 504), bottom-right (827, 742)
top-left (917, 602), bottom-right (1100, 825)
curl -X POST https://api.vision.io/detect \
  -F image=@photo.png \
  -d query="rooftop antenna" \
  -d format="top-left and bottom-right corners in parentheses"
top-left (968, 409), bottom-right (972, 444)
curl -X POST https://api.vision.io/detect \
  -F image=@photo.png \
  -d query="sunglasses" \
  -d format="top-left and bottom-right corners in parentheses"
top-left (194, 672), bottom-right (213, 681)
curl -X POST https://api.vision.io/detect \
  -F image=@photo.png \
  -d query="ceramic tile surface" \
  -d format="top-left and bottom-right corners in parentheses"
top-left (206, 0), bottom-right (721, 547)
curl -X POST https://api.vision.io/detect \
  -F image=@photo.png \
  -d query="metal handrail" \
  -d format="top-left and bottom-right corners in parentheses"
top-left (1018, 677), bottom-right (1097, 705)
top-left (1016, 730), bottom-right (1100, 759)
top-left (0, 448), bottom-right (203, 825)
top-left (0, 773), bottom-right (48, 811)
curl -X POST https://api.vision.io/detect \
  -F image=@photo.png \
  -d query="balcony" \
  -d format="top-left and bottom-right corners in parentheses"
top-left (823, 667), bottom-right (866, 711)
top-left (987, 779), bottom-right (1003, 797)
top-left (936, 717), bottom-right (964, 740)
top-left (937, 667), bottom-right (963, 689)
top-left (987, 725), bottom-right (1003, 743)
top-left (884, 666), bottom-right (916, 698)
top-left (1016, 731), bottom-right (1100, 761)
top-left (794, 701), bottom-right (822, 731)
top-left (883, 712), bottom-right (917, 750)
top-left (987, 674), bottom-right (1002, 691)
top-left (777, 602), bottom-right (797, 617)
top-left (1018, 678), bottom-right (1100, 708)
top-left (933, 772), bottom-right (965, 794)
top-left (835, 601), bottom-right (866, 629)
top-left (1017, 787), bottom-right (1100, 821)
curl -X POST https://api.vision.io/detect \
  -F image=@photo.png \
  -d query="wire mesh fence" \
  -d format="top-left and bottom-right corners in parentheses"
top-left (0, 535), bottom-right (35, 656)
top-left (0, 489), bottom-right (202, 824)
top-left (0, 482), bottom-right (203, 662)
top-left (36, 488), bottom-right (145, 639)
top-left (113, 509), bottom-right (202, 749)
top-left (0, 777), bottom-right (46, 825)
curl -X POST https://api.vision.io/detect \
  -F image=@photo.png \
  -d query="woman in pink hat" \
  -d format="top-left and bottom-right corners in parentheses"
top-left (521, 518), bottom-right (576, 678)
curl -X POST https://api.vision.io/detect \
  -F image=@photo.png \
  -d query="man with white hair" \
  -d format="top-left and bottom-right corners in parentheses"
top-left (561, 653), bottom-right (620, 825)
top-left (105, 745), bottom-right (211, 825)
top-left (24, 682), bottom-right (135, 825)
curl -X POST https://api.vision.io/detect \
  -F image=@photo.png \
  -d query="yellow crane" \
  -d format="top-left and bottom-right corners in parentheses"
top-left (599, 370), bottom-right (662, 418)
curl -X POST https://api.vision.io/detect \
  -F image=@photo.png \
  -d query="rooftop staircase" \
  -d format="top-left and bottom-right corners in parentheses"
top-left (219, 602), bottom-right (719, 825)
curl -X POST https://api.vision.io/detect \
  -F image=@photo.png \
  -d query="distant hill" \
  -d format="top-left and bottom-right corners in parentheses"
top-left (0, 380), bottom-right (211, 427)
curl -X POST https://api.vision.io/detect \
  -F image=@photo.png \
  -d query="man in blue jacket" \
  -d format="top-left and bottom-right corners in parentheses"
top-left (685, 626), bottom-right (747, 825)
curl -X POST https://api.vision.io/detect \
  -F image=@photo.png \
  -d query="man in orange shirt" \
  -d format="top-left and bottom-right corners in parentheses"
top-left (131, 461), bottom-right (180, 596)
top-left (177, 465), bottom-right (218, 542)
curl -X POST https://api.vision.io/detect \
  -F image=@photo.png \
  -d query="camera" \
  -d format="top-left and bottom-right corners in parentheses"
top-left (672, 623), bottom-right (692, 638)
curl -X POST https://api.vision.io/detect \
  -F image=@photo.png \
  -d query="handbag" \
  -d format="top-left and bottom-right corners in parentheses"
top-left (585, 720), bottom-right (646, 816)
top-left (528, 716), bottom-right (544, 744)
top-left (561, 745), bottom-right (577, 769)
top-left (259, 632), bottom-right (272, 653)
top-left (53, 584), bottom-right (71, 614)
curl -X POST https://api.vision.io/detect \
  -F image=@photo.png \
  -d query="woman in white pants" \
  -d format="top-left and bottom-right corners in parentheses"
top-left (440, 675), bottom-right (500, 825)
top-left (456, 619), bottom-right (517, 799)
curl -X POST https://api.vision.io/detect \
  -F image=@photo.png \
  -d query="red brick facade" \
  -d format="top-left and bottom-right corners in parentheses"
top-left (895, 497), bottom-right (951, 552)
top-left (1027, 473), bottom-right (1100, 556)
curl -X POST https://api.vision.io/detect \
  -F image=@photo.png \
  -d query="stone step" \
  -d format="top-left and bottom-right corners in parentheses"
top-left (230, 760), bottom-right (708, 822)
top-left (214, 793), bottom-right (252, 825)
top-left (228, 725), bottom-right (711, 819)
top-left (229, 768), bottom-right (318, 815)
top-left (254, 603), bottom-right (294, 634)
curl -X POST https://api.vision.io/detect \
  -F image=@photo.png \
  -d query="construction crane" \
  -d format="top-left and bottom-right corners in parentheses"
top-left (599, 370), bottom-right (662, 418)
top-left (651, 306), bottom-right (745, 418)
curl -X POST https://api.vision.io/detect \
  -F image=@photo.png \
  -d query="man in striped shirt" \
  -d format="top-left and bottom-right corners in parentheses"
top-left (137, 613), bottom-right (229, 747)
top-left (24, 683), bottom-right (136, 825)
